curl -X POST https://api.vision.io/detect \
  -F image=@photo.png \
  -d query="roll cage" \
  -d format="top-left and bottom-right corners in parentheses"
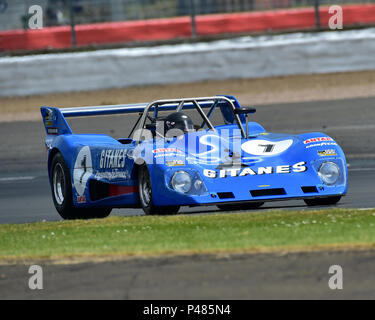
top-left (129, 96), bottom-right (248, 139)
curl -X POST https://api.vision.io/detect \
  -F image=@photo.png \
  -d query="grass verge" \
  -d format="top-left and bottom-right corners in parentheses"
top-left (1, 208), bottom-right (375, 263)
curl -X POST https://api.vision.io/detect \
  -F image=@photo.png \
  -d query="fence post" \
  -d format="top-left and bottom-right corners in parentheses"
top-left (69, 0), bottom-right (77, 47)
top-left (190, 0), bottom-right (197, 38)
top-left (314, 0), bottom-right (321, 28)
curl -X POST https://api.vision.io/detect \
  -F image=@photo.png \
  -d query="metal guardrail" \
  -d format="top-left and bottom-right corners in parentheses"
top-left (1, 0), bottom-right (375, 30)
top-left (0, 0), bottom-right (374, 45)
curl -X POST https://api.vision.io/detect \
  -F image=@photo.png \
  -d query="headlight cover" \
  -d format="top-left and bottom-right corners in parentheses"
top-left (171, 171), bottom-right (192, 194)
top-left (318, 161), bottom-right (340, 185)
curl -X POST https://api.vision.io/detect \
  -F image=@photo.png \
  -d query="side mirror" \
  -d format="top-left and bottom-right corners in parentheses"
top-left (234, 107), bottom-right (256, 138)
top-left (234, 107), bottom-right (256, 115)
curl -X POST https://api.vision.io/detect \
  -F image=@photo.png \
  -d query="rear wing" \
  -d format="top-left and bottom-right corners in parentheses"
top-left (41, 95), bottom-right (243, 137)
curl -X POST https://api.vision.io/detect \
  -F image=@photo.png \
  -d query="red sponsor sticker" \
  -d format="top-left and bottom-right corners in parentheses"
top-left (152, 148), bottom-right (182, 154)
top-left (303, 137), bottom-right (333, 144)
top-left (77, 196), bottom-right (86, 204)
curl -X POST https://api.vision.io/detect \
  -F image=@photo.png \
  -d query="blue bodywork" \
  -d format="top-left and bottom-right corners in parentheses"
top-left (41, 96), bottom-right (348, 210)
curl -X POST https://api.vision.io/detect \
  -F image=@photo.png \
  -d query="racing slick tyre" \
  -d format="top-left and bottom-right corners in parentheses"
top-left (51, 152), bottom-right (112, 220)
top-left (138, 165), bottom-right (180, 215)
top-left (304, 196), bottom-right (342, 206)
top-left (217, 202), bottom-right (264, 211)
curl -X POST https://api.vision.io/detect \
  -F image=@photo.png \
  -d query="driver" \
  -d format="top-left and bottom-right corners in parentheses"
top-left (164, 112), bottom-right (194, 137)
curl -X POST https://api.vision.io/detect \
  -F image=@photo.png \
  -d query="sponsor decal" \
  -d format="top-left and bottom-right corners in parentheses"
top-left (241, 139), bottom-right (293, 156)
top-left (45, 108), bottom-right (56, 121)
top-left (73, 146), bottom-right (93, 196)
top-left (190, 134), bottom-right (224, 163)
top-left (47, 127), bottom-right (58, 135)
top-left (166, 160), bottom-right (185, 167)
top-left (153, 148), bottom-right (182, 154)
top-left (154, 152), bottom-right (185, 158)
top-left (45, 110), bottom-right (52, 121)
top-left (77, 196), bottom-right (86, 204)
top-left (304, 137), bottom-right (333, 144)
top-left (203, 161), bottom-right (307, 178)
top-left (45, 120), bottom-right (53, 127)
top-left (95, 170), bottom-right (129, 181)
top-left (100, 149), bottom-right (127, 169)
top-left (306, 142), bottom-right (337, 149)
top-left (318, 149), bottom-right (337, 157)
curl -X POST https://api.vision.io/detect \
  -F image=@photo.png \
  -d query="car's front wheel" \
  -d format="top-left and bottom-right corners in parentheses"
top-left (304, 196), bottom-right (342, 206)
top-left (51, 152), bottom-right (112, 220)
top-left (138, 165), bottom-right (180, 215)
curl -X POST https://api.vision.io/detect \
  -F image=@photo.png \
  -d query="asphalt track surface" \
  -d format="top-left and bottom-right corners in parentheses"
top-left (0, 97), bottom-right (374, 299)
top-left (1, 250), bottom-right (375, 300)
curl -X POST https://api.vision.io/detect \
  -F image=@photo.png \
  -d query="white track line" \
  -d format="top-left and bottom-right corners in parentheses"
top-left (0, 176), bottom-right (36, 182)
top-left (348, 168), bottom-right (375, 172)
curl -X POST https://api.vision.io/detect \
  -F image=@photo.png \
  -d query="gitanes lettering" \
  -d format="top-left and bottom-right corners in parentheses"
top-left (204, 161), bottom-right (307, 178)
top-left (100, 149), bottom-right (127, 169)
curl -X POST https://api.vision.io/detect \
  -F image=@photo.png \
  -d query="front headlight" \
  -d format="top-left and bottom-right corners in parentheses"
top-left (318, 162), bottom-right (340, 185)
top-left (171, 171), bottom-right (192, 193)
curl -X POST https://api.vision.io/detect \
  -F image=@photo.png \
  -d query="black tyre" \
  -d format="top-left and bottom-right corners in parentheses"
top-left (217, 202), bottom-right (264, 211)
top-left (304, 196), bottom-right (342, 207)
top-left (138, 165), bottom-right (180, 215)
top-left (50, 152), bottom-right (112, 220)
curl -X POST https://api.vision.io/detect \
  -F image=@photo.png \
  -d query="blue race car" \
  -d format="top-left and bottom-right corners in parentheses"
top-left (41, 95), bottom-right (348, 219)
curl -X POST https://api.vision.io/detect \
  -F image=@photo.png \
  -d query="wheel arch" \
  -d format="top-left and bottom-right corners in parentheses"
top-left (131, 160), bottom-right (148, 207)
top-left (131, 158), bottom-right (148, 182)
top-left (48, 148), bottom-right (62, 181)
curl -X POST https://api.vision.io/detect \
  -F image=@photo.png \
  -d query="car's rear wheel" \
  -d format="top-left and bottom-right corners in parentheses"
top-left (217, 202), bottom-right (264, 211)
top-left (51, 152), bottom-right (112, 220)
top-left (304, 196), bottom-right (342, 206)
top-left (138, 165), bottom-right (180, 215)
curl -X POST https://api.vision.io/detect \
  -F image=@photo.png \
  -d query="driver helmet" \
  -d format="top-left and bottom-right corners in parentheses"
top-left (164, 112), bottom-right (194, 136)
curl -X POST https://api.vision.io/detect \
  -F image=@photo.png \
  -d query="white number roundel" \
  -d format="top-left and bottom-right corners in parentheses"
top-left (241, 139), bottom-right (293, 156)
top-left (73, 146), bottom-right (93, 196)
